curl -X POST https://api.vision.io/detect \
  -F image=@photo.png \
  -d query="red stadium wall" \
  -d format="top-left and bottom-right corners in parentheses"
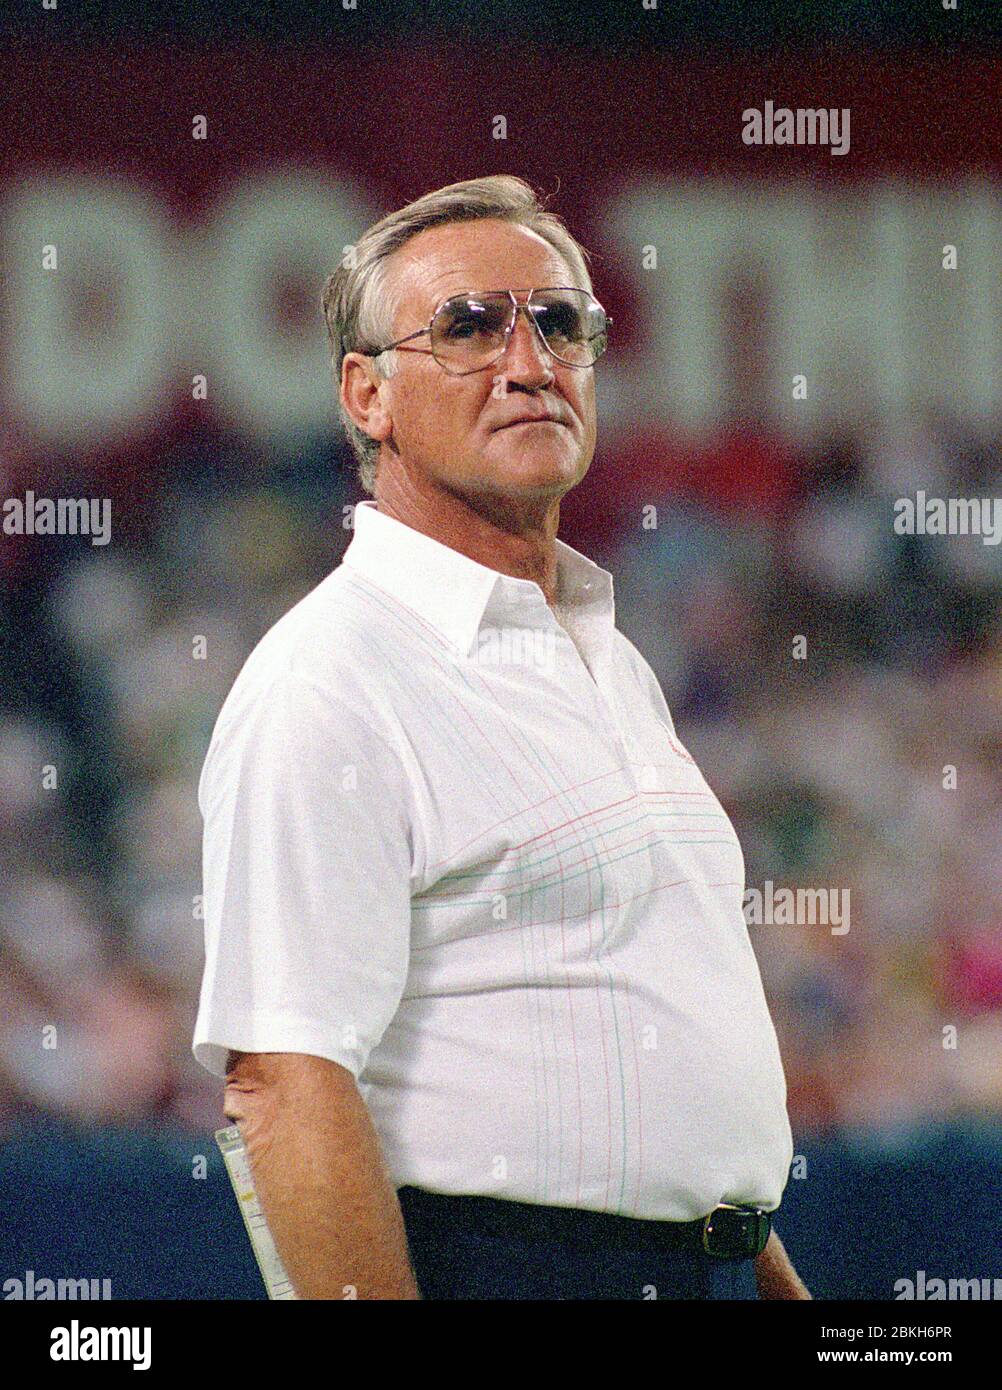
top-left (1, 44), bottom-right (999, 520)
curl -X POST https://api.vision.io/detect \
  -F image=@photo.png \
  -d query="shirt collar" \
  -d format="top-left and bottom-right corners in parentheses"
top-left (341, 499), bottom-right (615, 657)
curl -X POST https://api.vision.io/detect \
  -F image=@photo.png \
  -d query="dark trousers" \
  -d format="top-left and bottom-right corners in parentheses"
top-left (398, 1186), bottom-right (760, 1300)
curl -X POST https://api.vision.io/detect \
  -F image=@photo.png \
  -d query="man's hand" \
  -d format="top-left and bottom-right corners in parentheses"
top-left (224, 1050), bottom-right (421, 1300)
top-left (754, 1229), bottom-right (812, 1299)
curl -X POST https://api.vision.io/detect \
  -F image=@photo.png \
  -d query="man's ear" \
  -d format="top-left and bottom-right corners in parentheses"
top-left (341, 353), bottom-right (393, 444)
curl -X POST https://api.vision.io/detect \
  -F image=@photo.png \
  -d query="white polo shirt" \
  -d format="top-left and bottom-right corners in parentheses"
top-left (193, 499), bottom-right (793, 1221)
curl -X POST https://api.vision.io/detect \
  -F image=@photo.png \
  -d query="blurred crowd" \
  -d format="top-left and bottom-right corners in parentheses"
top-left (1, 411), bottom-right (1001, 1139)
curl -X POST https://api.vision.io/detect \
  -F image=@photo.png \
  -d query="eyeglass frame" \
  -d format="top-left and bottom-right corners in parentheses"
top-left (361, 286), bottom-right (613, 375)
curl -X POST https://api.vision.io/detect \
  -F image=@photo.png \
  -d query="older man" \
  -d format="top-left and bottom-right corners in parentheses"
top-left (193, 175), bottom-right (808, 1300)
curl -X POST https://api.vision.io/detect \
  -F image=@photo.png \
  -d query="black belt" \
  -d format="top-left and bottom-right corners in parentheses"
top-left (397, 1186), bottom-right (772, 1261)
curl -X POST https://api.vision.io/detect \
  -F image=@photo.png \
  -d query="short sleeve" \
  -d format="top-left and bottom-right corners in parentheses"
top-left (192, 668), bottom-right (415, 1080)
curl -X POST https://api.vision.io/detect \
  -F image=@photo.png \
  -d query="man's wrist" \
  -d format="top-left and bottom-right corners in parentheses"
top-left (754, 1229), bottom-right (812, 1299)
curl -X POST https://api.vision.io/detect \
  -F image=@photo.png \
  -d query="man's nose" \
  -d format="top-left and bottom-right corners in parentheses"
top-left (498, 308), bottom-right (555, 387)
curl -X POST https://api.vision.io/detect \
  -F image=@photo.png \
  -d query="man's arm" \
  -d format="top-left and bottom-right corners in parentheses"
top-left (754, 1229), bottom-right (811, 1299)
top-left (223, 1050), bottom-right (421, 1300)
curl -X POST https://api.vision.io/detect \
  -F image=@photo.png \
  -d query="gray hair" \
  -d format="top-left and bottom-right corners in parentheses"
top-left (320, 175), bottom-right (595, 494)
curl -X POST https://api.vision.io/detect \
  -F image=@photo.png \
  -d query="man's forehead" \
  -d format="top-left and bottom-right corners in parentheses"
top-left (390, 220), bottom-right (574, 321)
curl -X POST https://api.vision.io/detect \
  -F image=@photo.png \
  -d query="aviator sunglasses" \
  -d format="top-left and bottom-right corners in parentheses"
top-left (364, 287), bottom-right (612, 375)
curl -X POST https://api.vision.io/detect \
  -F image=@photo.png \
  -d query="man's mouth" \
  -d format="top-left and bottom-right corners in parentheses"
top-left (493, 416), bottom-right (566, 431)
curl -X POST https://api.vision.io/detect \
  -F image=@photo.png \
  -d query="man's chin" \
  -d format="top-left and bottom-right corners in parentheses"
top-left (481, 435), bottom-right (585, 493)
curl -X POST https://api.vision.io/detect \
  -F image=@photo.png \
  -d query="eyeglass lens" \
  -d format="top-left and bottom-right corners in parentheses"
top-left (430, 290), bottom-right (608, 372)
